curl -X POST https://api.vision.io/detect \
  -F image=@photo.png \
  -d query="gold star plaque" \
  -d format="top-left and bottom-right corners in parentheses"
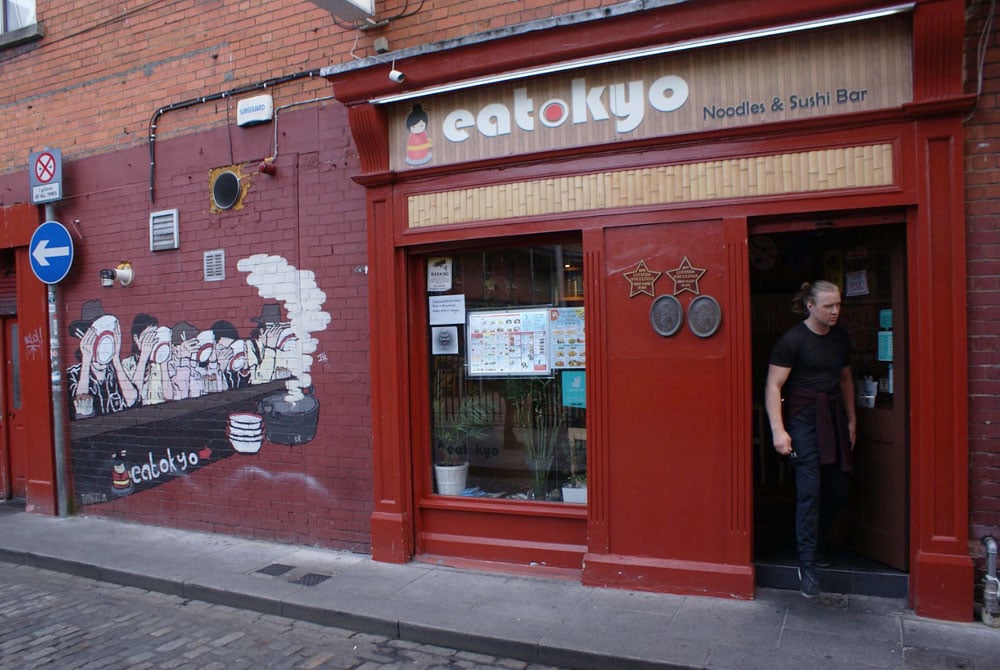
top-left (666, 256), bottom-right (706, 295)
top-left (623, 259), bottom-right (662, 298)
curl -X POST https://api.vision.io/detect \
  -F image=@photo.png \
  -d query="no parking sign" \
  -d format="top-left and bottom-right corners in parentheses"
top-left (29, 149), bottom-right (63, 204)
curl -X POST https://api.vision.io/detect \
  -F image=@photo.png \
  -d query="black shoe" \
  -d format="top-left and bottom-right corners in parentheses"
top-left (798, 564), bottom-right (821, 598)
top-left (815, 551), bottom-right (833, 568)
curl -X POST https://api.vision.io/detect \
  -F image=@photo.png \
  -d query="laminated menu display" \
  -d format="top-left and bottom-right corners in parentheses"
top-left (467, 308), bottom-right (550, 377)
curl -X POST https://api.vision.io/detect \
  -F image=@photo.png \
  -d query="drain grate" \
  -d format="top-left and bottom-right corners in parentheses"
top-left (256, 563), bottom-right (295, 577)
top-left (290, 572), bottom-right (331, 587)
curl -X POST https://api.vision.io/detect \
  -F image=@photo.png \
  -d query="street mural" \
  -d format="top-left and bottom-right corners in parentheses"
top-left (69, 254), bottom-right (331, 507)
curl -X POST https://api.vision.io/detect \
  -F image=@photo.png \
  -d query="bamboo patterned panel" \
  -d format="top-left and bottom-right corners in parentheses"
top-left (407, 144), bottom-right (894, 228)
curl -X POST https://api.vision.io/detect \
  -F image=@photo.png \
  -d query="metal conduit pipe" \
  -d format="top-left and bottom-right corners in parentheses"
top-left (982, 535), bottom-right (999, 627)
top-left (147, 69), bottom-right (323, 203)
top-left (269, 95), bottom-right (337, 164)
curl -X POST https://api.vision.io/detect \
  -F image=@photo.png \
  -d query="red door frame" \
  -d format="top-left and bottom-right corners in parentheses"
top-left (0, 203), bottom-right (57, 514)
top-left (330, 0), bottom-right (974, 620)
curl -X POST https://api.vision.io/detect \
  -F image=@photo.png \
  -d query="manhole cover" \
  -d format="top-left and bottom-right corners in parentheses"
top-left (256, 563), bottom-right (295, 576)
top-left (290, 572), bottom-right (331, 587)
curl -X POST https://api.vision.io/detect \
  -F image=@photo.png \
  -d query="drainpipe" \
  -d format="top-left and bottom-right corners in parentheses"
top-left (982, 535), bottom-right (999, 627)
top-left (44, 203), bottom-right (68, 516)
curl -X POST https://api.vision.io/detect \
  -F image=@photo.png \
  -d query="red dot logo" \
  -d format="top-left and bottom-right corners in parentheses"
top-left (539, 99), bottom-right (569, 127)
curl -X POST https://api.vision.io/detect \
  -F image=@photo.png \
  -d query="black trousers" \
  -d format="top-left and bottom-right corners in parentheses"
top-left (788, 415), bottom-right (850, 565)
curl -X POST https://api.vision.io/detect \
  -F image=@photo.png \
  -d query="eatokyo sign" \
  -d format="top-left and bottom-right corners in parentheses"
top-left (388, 16), bottom-right (912, 171)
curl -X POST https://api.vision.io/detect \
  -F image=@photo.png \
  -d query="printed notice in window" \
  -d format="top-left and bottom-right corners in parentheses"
top-left (467, 307), bottom-right (550, 377)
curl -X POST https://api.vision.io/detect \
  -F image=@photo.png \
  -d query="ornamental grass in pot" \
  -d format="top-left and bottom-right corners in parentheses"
top-left (503, 378), bottom-right (565, 500)
top-left (432, 396), bottom-right (490, 495)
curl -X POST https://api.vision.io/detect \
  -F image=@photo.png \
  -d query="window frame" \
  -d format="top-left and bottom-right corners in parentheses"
top-left (0, 0), bottom-right (41, 50)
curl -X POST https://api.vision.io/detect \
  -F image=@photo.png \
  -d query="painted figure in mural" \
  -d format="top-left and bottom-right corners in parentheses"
top-left (164, 320), bottom-right (201, 400)
top-left (404, 104), bottom-right (433, 166)
top-left (110, 450), bottom-right (134, 496)
top-left (193, 329), bottom-right (226, 394)
top-left (246, 303), bottom-right (297, 384)
top-left (122, 313), bottom-right (170, 406)
top-left (67, 300), bottom-right (140, 419)
top-left (765, 280), bottom-right (856, 599)
top-left (211, 320), bottom-right (251, 390)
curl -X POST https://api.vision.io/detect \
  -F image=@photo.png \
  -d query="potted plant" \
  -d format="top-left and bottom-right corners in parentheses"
top-left (432, 396), bottom-right (491, 495)
top-left (504, 378), bottom-right (565, 499)
top-left (561, 426), bottom-right (587, 503)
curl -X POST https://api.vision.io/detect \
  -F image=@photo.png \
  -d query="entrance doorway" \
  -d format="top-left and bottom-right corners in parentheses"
top-left (749, 220), bottom-right (908, 596)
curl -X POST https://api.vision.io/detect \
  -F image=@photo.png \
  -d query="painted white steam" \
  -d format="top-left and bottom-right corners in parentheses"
top-left (237, 254), bottom-right (331, 401)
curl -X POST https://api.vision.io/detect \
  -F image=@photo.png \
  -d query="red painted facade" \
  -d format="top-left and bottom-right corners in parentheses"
top-left (0, 0), bottom-right (996, 623)
top-left (327, 0), bottom-right (983, 620)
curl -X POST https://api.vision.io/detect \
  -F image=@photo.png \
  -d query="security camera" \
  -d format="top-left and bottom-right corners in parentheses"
top-left (100, 269), bottom-right (117, 288)
top-left (388, 69), bottom-right (405, 84)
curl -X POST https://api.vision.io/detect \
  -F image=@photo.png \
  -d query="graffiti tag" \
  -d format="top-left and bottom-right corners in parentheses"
top-left (24, 327), bottom-right (43, 360)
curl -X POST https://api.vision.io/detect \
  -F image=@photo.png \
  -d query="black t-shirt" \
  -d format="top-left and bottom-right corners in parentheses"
top-left (769, 321), bottom-right (851, 394)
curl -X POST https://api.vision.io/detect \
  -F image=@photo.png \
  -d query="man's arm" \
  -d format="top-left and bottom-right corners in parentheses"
top-left (765, 364), bottom-right (793, 456)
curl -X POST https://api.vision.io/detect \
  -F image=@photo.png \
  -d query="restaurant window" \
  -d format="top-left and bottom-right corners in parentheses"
top-left (427, 242), bottom-right (587, 503)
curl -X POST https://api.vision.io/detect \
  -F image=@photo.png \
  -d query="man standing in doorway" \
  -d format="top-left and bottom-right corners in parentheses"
top-left (765, 280), bottom-right (856, 598)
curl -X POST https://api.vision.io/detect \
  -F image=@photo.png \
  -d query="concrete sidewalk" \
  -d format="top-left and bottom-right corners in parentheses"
top-left (0, 505), bottom-right (996, 669)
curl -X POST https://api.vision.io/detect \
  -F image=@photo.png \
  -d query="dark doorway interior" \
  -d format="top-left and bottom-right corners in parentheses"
top-left (749, 221), bottom-right (908, 598)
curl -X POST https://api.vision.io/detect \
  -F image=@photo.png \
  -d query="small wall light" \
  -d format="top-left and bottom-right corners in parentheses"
top-left (100, 261), bottom-right (134, 287)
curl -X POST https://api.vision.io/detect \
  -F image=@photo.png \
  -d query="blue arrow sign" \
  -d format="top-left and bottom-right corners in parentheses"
top-left (30, 221), bottom-right (74, 284)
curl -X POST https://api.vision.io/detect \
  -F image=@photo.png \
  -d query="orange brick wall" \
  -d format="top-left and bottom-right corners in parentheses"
top-left (1, 0), bottom-right (619, 177)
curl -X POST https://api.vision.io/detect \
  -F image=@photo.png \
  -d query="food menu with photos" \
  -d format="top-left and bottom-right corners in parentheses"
top-left (550, 308), bottom-right (585, 370)
top-left (467, 308), bottom-right (551, 377)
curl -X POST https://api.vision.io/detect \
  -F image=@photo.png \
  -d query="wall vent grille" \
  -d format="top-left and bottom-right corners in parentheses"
top-left (149, 209), bottom-right (179, 251)
top-left (204, 249), bottom-right (225, 282)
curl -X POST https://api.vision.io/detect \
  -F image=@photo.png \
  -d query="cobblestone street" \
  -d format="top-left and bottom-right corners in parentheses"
top-left (0, 563), bottom-right (565, 670)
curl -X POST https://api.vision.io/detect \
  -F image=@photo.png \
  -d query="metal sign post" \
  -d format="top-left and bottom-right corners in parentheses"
top-left (40, 205), bottom-right (69, 518)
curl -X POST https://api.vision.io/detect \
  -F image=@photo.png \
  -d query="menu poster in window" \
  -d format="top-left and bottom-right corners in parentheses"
top-left (467, 308), bottom-right (550, 377)
top-left (550, 307), bottom-right (585, 370)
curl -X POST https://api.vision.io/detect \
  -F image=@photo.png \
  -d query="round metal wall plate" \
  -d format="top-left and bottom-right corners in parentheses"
top-left (212, 170), bottom-right (241, 210)
top-left (650, 294), bottom-right (683, 337)
top-left (688, 295), bottom-right (722, 338)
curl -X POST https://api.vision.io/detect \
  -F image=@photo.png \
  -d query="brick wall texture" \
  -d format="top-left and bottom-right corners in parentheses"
top-left (964, 1), bottom-right (1000, 548)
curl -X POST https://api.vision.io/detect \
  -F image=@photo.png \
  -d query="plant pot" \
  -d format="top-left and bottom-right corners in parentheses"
top-left (561, 485), bottom-right (588, 504)
top-left (434, 462), bottom-right (469, 495)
